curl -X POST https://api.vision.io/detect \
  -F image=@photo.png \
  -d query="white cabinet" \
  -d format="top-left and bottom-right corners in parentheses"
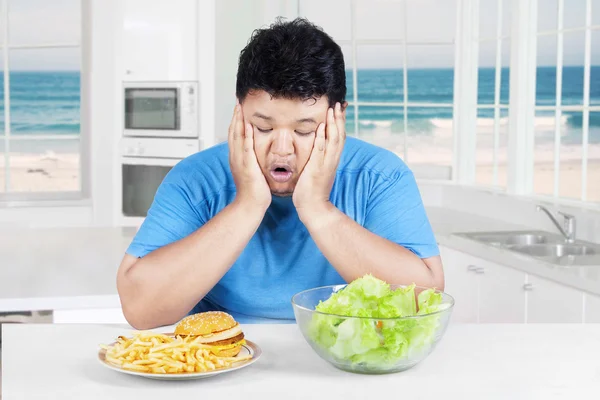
top-left (477, 260), bottom-right (526, 323)
top-left (439, 246), bottom-right (478, 323)
top-left (526, 275), bottom-right (584, 323)
top-left (585, 294), bottom-right (600, 323)
top-left (440, 246), bottom-right (526, 323)
top-left (122, 0), bottom-right (198, 81)
top-left (439, 245), bottom-right (596, 324)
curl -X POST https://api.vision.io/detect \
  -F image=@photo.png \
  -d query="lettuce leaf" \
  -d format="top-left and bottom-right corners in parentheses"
top-left (309, 274), bottom-right (446, 368)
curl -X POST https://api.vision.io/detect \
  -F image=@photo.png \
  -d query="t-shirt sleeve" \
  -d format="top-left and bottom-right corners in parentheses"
top-left (126, 180), bottom-right (206, 258)
top-left (362, 169), bottom-right (439, 259)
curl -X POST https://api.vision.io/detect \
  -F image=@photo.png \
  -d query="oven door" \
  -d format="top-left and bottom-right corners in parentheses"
top-left (121, 157), bottom-right (181, 218)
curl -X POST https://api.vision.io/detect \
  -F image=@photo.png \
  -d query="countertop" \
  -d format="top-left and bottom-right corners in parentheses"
top-left (0, 227), bottom-right (136, 312)
top-left (1, 206), bottom-right (600, 314)
top-left (426, 207), bottom-right (600, 296)
top-left (2, 323), bottom-right (599, 399)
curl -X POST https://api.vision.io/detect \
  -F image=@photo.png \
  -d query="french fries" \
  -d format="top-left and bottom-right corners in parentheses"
top-left (100, 331), bottom-right (252, 374)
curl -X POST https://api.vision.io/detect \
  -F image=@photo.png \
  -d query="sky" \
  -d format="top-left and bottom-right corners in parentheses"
top-left (0, 0), bottom-right (598, 70)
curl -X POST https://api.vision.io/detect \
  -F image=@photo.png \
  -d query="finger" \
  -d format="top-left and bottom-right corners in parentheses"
top-left (243, 122), bottom-right (256, 166)
top-left (228, 105), bottom-right (238, 143)
top-left (307, 122), bottom-right (326, 168)
top-left (234, 105), bottom-right (244, 144)
top-left (325, 107), bottom-right (340, 152)
top-left (228, 105), bottom-right (240, 160)
top-left (335, 102), bottom-right (346, 141)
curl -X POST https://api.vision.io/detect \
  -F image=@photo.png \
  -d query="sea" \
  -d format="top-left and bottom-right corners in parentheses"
top-left (343, 66), bottom-right (600, 145)
top-left (0, 67), bottom-right (598, 153)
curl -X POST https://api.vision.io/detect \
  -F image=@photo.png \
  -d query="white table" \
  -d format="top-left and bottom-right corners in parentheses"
top-left (2, 323), bottom-right (600, 399)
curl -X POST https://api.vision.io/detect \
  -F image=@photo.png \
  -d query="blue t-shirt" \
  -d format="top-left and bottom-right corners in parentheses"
top-left (126, 137), bottom-right (439, 323)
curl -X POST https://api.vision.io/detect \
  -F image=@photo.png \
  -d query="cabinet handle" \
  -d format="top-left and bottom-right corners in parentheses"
top-left (467, 265), bottom-right (478, 272)
top-left (475, 267), bottom-right (485, 274)
top-left (523, 283), bottom-right (534, 291)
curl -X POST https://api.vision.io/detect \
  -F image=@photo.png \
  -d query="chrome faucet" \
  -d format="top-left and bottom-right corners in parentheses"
top-left (536, 204), bottom-right (576, 243)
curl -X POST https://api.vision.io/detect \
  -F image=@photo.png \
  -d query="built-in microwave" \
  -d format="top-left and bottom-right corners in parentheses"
top-left (123, 81), bottom-right (199, 138)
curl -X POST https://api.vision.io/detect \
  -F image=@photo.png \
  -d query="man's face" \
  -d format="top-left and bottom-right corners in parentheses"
top-left (240, 90), bottom-right (331, 196)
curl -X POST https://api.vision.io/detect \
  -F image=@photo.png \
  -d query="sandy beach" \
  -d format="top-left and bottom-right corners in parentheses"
top-left (0, 152), bottom-right (80, 193)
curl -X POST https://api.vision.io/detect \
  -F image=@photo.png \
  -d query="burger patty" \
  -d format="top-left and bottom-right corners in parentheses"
top-left (209, 332), bottom-right (245, 347)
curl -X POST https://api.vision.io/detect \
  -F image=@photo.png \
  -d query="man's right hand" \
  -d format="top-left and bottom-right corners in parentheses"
top-left (228, 103), bottom-right (272, 213)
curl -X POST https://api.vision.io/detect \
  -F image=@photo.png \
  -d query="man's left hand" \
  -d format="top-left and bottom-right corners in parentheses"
top-left (293, 102), bottom-right (346, 222)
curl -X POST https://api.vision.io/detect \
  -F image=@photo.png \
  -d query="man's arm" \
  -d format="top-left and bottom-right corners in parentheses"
top-left (298, 203), bottom-right (444, 290)
top-left (117, 104), bottom-right (272, 330)
top-left (293, 103), bottom-right (443, 290)
top-left (117, 200), bottom-right (265, 330)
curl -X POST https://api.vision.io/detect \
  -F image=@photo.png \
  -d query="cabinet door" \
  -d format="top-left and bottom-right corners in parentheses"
top-left (477, 261), bottom-right (527, 323)
top-left (526, 276), bottom-right (584, 323)
top-left (439, 246), bottom-right (479, 323)
top-left (585, 294), bottom-right (600, 323)
top-left (122, 0), bottom-right (198, 81)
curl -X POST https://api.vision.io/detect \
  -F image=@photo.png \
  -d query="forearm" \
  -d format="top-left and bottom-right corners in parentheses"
top-left (300, 204), bottom-right (442, 289)
top-left (118, 200), bottom-right (266, 329)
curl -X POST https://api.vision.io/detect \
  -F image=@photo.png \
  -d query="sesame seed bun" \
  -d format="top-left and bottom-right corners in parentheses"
top-left (174, 311), bottom-right (245, 357)
top-left (175, 311), bottom-right (238, 336)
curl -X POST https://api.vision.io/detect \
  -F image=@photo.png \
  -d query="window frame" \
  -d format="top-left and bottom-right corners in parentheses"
top-left (463, 0), bottom-right (600, 208)
top-left (530, 0), bottom-right (599, 202)
top-left (298, 0), bottom-right (457, 180)
top-left (0, 0), bottom-right (88, 203)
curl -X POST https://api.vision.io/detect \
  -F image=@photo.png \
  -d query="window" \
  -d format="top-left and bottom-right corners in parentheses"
top-left (532, 0), bottom-right (600, 203)
top-left (299, 0), bottom-right (457, 179)
top-left (0, 0), bottom-right (84, 201)
top-left (476, 0), bottom-right (512, 189)
top-left (292, 0), bottom-right (600, 206)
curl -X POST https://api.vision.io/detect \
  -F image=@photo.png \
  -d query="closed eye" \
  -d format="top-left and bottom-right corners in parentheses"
top-left (256, 127), bottom-right (273, 133)
top-left (295, 131), bottom-right (314, 136)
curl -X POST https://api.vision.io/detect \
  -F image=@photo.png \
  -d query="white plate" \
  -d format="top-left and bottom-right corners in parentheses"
top-left (98, 339), bottom-right (262, 380)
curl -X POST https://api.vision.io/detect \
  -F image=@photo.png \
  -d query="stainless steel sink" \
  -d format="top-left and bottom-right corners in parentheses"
top-left (459, 231), bottom-right (551, 246)
top-left (509, 243), bottom-right (597, 257)
top-left (454, 230), bottom-right (600, 266)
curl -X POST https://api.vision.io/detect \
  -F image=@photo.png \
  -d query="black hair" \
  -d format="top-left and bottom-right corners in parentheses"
top-left (236, 17), bottom-right (346, 107)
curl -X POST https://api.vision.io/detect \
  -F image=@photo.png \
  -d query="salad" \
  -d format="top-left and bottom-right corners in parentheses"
top-left (308, 274), bottom-right (449, 367)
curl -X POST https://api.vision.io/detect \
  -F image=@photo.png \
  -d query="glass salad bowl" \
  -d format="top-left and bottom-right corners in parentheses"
top-left (291, 278), bottom-right (454, 374)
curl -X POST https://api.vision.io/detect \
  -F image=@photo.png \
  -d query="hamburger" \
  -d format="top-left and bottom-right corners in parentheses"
top-left (174, 311), bottom-right (246, 357)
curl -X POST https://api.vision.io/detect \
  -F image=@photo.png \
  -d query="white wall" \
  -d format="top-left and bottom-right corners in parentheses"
top-left (197, 0), bottom-right (216, 149)
top-left (90, 0), bottom-right (121, 228)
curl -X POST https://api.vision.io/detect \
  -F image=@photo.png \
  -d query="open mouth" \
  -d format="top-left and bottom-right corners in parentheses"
top-left (270, 164), bottom-right (293, 183)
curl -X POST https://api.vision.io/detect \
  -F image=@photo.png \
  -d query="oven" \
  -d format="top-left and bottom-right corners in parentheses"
top-left (119, 137), bottom-right (199, 226)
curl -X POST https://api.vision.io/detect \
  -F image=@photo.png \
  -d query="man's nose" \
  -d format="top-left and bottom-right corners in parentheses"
top-left (271, 130), bottom-right (294, 157)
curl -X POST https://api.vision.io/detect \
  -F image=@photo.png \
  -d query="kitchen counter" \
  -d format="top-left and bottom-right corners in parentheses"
top-left (2, 323), bottom-right (599, 399)
top-left (0, 227), bottom-right (136, 312)
top-left (1, 206), bottom-right (600, 315)
top-left (426, 207), bottom-right (600, 296)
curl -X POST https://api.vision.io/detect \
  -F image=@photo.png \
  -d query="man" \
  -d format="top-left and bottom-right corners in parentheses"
top-left (117, 18), bottom-right (443, 329)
